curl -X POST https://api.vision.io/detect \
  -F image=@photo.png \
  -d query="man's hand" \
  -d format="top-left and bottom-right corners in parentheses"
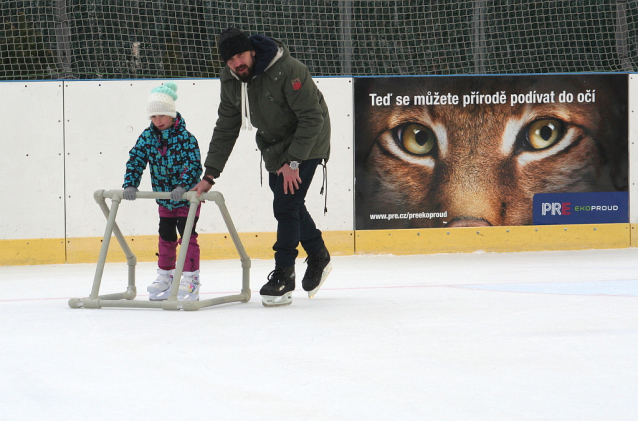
top-left (277, 163), bottom-right (302, 194)
top-left (191, 177), bottom-right (214, 197)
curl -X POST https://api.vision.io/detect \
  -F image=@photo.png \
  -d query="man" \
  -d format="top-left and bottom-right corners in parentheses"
top-left (193, 27), bottom-right (332, 307)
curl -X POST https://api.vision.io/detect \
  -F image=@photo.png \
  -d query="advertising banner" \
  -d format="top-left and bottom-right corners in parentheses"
top-left (533, 192), bottom-right (629, 225)
top-left (354, 74), bottom-right (628, 230)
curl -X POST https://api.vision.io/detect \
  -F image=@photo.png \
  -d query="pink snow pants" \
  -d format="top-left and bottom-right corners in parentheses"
top-left (157, 204), bottom-right (201, 272)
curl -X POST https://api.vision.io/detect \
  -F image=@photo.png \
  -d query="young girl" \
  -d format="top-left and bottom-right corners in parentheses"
top-left (122, 82), bottom-right (203, 301)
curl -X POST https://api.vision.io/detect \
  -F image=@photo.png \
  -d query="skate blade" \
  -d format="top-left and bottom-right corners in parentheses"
top-left (308, 262), bottom-right (333, 298)
top-left (150, 290), bottom-right (199, 301)
top-left (149, 290), bottom-right (171, 301)
top-left (262, 292), bottom-right (293, 307)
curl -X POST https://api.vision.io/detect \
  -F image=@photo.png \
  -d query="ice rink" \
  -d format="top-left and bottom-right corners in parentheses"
top-left (1, 248), bottom-right (637, 420)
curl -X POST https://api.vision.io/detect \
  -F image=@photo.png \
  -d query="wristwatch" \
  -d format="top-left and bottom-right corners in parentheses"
top-left (289, 160), bottom-right (300, 170)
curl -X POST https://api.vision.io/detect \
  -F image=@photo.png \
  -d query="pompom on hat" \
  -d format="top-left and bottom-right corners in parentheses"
top-left (147, 81), bottom-right (178, 119)
top-left (218, 27), bottom-right (254, 62)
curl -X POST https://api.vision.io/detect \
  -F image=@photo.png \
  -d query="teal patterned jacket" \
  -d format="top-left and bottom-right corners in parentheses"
top-left (123, 112), bottom-right (202, 210)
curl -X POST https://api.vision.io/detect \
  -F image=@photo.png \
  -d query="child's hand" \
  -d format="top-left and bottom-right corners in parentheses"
top-left (123, 187), bottom-right (138, 200)
top-left (171, 186), bottom-right (186, 201)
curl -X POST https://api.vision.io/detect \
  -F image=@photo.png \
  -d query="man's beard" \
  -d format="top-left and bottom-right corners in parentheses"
top-left (235, 64), bottom-right (254, 83)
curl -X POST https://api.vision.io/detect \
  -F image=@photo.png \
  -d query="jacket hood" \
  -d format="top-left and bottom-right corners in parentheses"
top-left (250, 35), bottom-right (279, 75)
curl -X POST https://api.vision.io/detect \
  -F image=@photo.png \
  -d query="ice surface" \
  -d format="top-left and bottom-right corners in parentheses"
top-left (1, 248), bottom-right (637, 420)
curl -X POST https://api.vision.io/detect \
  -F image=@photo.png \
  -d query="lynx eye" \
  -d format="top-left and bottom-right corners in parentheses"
top-left (396, 124), bottom-right (436, 156)
top-left (526, 119), bottom-right (564, 150)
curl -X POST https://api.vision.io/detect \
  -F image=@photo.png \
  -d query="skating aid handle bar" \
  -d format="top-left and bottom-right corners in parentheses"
top-left (96, 189), bottom-right (249, 269)
top-left (97, 189), bottom-right (225, 205)
top-left (95, 189), bottom-right (248, 268)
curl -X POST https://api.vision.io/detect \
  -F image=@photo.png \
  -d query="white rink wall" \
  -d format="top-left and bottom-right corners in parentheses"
top-left (3, 74), bottom-right (638, 265)
top-left (1, 78), bottom-right (354, 241)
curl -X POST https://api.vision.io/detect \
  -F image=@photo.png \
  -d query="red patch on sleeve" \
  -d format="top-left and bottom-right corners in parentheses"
top-left (291, 78), bottom-right (302, 90)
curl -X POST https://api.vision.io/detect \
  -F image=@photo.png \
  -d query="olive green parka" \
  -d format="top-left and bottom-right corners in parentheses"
top-left (204, 37), bottom-right (331, 177)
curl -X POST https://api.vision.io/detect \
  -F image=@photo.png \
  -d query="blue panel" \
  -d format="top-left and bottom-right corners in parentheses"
top-left (533, 192), bottom-right (628, 225)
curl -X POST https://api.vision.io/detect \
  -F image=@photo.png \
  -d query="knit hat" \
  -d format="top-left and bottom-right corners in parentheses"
top-left (147, 81), bottom-right (178, 119)
top-left (218, 27), bottom-right (254, 62)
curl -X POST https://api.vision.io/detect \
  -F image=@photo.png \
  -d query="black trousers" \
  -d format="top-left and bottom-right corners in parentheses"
top-left (269, 158), bottom-right (326, 267)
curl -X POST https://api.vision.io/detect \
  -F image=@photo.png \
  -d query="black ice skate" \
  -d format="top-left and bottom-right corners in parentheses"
top-left (260, 265), bottom-right (295, 307)
top-left (302, 248), bottom-right (332, 298)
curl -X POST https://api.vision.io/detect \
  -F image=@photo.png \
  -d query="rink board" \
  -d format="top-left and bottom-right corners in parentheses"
top-left (1, 75), bottom-right (638, 265)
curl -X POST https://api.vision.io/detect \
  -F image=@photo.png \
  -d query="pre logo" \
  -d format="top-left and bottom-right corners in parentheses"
top-left (533, 192), bottom-right (628, 225)
top-left (541, 202), bottom-right (571, 216)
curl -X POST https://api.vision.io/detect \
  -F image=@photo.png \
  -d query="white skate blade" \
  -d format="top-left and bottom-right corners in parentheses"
top-left (150, 289), bottom-right (199, 301)
top-left (178, 284), bottom-right (200, 302)
top-left (177, 293), bottom-right (199, 302)
top-left (149, 290), bottom-right (171, 301)
top-left (262, 292), bottom-right (293, 307)
top-left (307, 262), bottom-right (332, 298)
top-left (147, 285), bottom-right (170, 294)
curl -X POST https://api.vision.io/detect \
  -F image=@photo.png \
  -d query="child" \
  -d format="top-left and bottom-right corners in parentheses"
top-left (122, 81), bottom-right (203, 301)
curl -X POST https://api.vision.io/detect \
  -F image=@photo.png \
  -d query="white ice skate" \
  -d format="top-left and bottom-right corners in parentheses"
top-left (178, 270), bottom-right (200, 301)
top-left (147, 269), bottom-right (174, 301)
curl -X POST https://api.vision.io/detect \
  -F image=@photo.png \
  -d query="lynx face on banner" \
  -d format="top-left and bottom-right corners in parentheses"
top-left (354, 74), bottom-right (628, 230)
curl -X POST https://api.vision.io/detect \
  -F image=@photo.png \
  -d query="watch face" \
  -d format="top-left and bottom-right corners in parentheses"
top-left (290, 161), bottom-right (300, 170)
